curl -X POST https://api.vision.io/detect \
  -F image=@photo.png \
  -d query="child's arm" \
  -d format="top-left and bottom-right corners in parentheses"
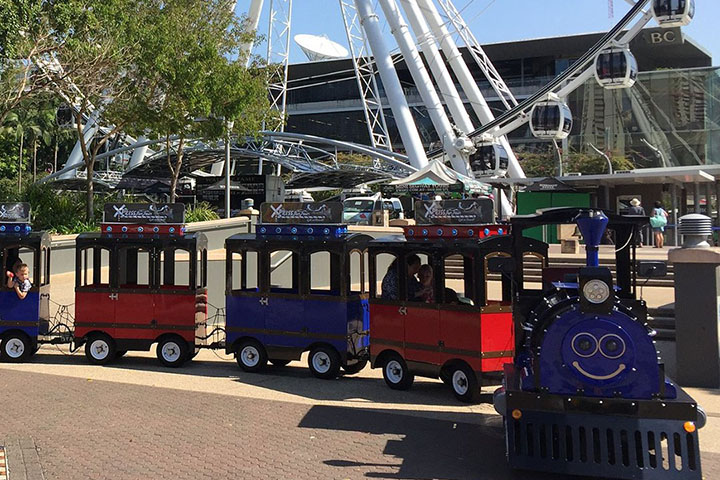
top-left (6, 271), bottom-right (13, 289)
top-left (14, 283), bottom-right (27, 300)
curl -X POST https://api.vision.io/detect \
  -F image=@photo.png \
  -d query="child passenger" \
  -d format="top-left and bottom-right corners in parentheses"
top-left (6, 263), bottom-right (31, 299)
top-left (418, 264), bottom-right (434, 303)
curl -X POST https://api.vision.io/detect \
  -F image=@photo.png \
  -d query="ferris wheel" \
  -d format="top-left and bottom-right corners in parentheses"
top-left (242, 0), bottom-right (695, 180)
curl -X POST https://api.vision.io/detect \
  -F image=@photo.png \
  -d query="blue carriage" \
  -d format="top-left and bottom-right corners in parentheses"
top-left (225, 202), bottom-right (372, 378)
top-left (0, 203), bottom-right (51, 362)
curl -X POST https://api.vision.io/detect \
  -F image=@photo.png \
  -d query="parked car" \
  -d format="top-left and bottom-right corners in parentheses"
top-left (342, 197), bottom-right (403, 225)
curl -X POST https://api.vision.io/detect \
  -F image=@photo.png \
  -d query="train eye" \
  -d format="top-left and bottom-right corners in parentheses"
top-left (599, 334), bottom-right (626, 359)
top-left (571, 333), bottom-right (598, 358)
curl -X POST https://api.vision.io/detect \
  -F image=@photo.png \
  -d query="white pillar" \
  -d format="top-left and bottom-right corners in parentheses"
top-left (240, 0), bottom-right (265, 67)
top-left (354, 0), bottom-right (428, 169)
top-left (59, 112), bottom-right (100, 180)
top-left (377, 0), bottom-right (469, 174)
top-left (415, 0), bottom-right (524, 178)
top-left (397, 0), bottom-right (474, 134)
top-left (127, 136), bottom-right (150, 170)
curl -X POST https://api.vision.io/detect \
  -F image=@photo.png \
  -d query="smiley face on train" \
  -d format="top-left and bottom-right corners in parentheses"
top-left (560, 318), bottom-right (635, 385)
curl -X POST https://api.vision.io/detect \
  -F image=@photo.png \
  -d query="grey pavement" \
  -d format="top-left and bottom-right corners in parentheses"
top-left (1, 350), bottom-right (720, 480)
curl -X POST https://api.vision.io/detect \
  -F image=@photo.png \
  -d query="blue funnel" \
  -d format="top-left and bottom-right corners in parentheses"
top-left (575, 210), bottom-right (609, 267)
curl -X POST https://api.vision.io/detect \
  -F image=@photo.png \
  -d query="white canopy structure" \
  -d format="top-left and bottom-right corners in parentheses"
top-left (390, 159), bottom-right (491, 195)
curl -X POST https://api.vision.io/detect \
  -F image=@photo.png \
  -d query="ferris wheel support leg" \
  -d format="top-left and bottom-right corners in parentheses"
top-left (240, 0), bottom-right (265, 66)
top-left (414, 0), bottom-right (524, 178)
top-left (353, 0), bottom-right (428, 169)
top-left (377, 0), bottom-right (470, 174)
top-left (397, 0), bottom-right (474, 134)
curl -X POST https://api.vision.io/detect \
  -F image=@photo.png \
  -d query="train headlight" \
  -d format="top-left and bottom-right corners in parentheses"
top-left (582, 279), bottom-right (610, 304)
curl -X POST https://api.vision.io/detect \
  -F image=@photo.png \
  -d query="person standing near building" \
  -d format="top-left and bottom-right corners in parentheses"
top-left (651, 201), bottom-right (669, 248)
top-left (627, 198), bottom-right (646, 247)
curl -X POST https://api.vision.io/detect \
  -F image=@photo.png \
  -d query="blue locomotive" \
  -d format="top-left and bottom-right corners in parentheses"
top-left (494, 207), bottom-right (705, 479)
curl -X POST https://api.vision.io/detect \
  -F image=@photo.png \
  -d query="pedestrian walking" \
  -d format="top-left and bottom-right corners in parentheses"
top-left (650, 201), bottom-right (669, 248)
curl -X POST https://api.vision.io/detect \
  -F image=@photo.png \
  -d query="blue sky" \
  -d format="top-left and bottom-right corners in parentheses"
top-left (238, 0), bottom-right (718, 65)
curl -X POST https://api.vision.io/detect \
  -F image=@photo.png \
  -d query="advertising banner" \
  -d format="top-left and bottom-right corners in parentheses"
top-left (414, 199), bottom-right (494, 225)
top-left (104, 203), bottom-right (185, 224)
top-left (260, 202), bottom-right (343, 224)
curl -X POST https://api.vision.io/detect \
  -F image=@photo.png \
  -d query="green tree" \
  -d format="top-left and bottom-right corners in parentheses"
top-left (126, 0), bottom-right (274, 202)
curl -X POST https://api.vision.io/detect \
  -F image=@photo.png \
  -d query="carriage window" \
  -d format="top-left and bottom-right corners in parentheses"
top-left (442, 254), bottom-right (475, 306)
top-left (406, 252), bottom-right (431, 303)
top-left (349, 250), bottom-right (365, 295)
top-left (373, 252), bottom-right (397, 300)
top-left (310, 251), bottom-right (340, 295)
top-left (4, 246), bottom-right (36, 285)
top-left (485, 252), bottom-right (511, 304)
top-left (118, 247), bottom-right (152, 287)
top-left (522, 252), bottom-right (545, 291)
top-left (159, 249), bottom-right (191, 288)
top-left (231, 250), bottom-right (259, 292)
top-left (78, 247), bottom-right (111, 287)
top-left (270, 249), bottom-right (297, 294)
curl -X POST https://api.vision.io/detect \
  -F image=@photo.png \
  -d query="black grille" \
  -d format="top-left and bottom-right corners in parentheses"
top-left (508, 410), bottom-right (701, 479)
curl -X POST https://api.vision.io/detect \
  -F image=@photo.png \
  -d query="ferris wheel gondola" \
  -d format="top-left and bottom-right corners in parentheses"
top-left (594, 44), bottom-right (638, 89)
top-left (469, 135), bottom-right (509, 177)
top-left (529, 100), bottom-right (573, 140)
top-left (652, 0), bottom-right (695, 27)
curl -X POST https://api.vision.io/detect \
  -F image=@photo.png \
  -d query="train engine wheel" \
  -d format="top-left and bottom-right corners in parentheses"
top-left (0, 332), bottom-right (32, 363)
top-left (236, 339), bottom-right (267, 373)
top-left (84, 333), bottom-right (117, 365)
top-left (308, 346), bottom-right (341, 379)
top-left (157, 336), bottom-right (189, 368)
top-left (382, 353), bottom-right (414, 390)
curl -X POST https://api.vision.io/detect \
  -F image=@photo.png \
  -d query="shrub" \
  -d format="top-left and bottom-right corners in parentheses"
top-left (185, 201), bottom-right (219, 223)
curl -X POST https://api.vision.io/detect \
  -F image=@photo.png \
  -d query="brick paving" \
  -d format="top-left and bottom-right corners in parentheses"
top-left (0, 367), bottom-right (718, 479)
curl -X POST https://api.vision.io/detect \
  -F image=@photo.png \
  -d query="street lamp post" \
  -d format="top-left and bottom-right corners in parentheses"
top-left (225, 120), bottom-right (234, 219)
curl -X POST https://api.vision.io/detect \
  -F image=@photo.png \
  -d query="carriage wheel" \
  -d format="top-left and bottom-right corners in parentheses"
top-left (157, 337), bottom-right (189, 368)
top-left (84, 334), bottom-right (116, 365)
top-left (450, 364), bottom-right (480, 403)
top-left (308, 346), bottom-right (341, 380)
top-left (236, 340), bottom-right (267, 373)
top-left (382, 354), bottom-right (414, 390)
top-left (1, 333), bottom-right (32, 363)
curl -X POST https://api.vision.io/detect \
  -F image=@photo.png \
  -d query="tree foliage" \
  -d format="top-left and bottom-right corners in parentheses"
top-left (518, 148), bottom-right (636, 177)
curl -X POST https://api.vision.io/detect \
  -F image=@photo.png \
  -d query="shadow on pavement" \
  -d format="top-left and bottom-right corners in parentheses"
top-left (298, 404), bottom-right (587, 480)
top-left (29, 351), bottom-right (483, 408)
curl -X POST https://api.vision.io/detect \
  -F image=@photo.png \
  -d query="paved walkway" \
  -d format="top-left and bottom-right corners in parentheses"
top-left (1, 350), bottom-right (719, 479)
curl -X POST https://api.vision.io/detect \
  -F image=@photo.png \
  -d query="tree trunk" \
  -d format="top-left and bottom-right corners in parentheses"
top-left (169, 137), bottom-right (185, 203)
top-left (18, 131), bottom-right (24, 193)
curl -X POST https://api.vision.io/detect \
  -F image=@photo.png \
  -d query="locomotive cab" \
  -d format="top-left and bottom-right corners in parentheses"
top-left (368, 198), bottom-right (547, 402)
top-left (0, 203), bottom-right (51, 362)
top-left (74, 203), bottom-right (208, 367)
top-left (496, 207), bottom-right (704, 479)
top-left (225, 202), bottom-right (372, 379)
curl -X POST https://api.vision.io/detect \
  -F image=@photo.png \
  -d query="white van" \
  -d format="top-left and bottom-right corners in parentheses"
top-left (343, 196), bottom-right (404, 225)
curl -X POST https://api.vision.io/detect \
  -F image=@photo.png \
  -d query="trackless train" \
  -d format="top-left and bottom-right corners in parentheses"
top-left (0, 201), bottom-right (705, 479)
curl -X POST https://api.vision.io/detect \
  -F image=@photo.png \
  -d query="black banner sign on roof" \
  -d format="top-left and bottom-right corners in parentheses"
top-left (0, 203), bottom-right (31, 223)
top-left (260, 202), bottom-right (343, 224)
top-left (103, 203), bottom-right (185, 224)
top-left (414, 199), bottom-right (494, 225)
top-left (381, 182), bottom-right (463, 196)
